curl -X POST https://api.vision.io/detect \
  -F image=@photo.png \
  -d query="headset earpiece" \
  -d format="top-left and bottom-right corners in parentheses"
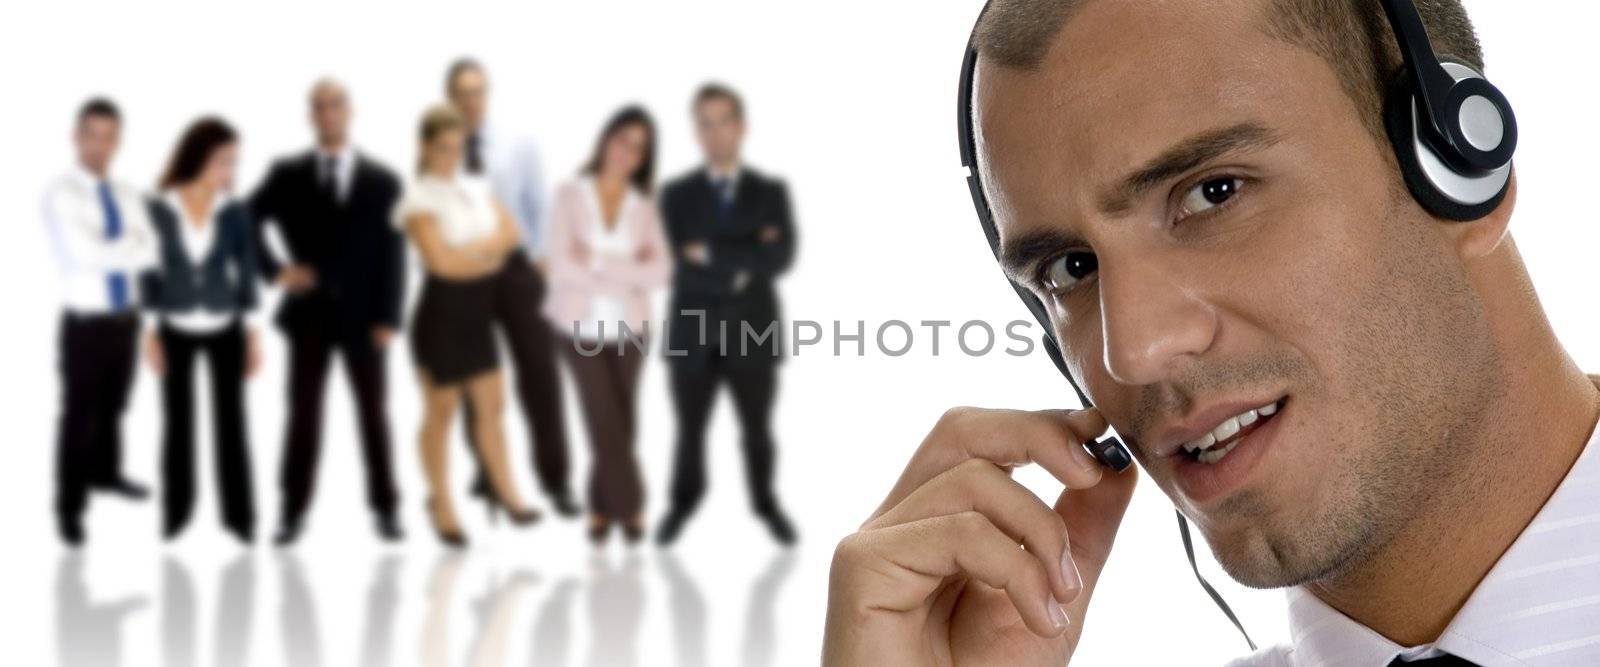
top-left (1382, 59), bottom-right (1516, 222)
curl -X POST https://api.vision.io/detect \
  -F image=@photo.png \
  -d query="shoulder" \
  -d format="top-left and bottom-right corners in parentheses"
top-left (268, 151), bottom-right (314, 176)
top-left (218, 199), bottom-right (254, 227)
top-left (744, 167), bottom-right (787, 193)
top-left (356, 153), bottom-right (401, 186)
top-left (662, 170), bottom-right (703, 200)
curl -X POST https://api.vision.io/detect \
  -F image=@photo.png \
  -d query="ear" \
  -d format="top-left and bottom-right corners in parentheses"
top-left (1450, 170), bottom-right (1517, 261)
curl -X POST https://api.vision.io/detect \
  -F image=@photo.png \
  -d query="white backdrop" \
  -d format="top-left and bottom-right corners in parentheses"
top-left (2, 1), bottom-right (1596, 665)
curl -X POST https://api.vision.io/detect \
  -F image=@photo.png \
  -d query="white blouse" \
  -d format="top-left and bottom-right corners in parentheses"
top-left (574, 178), bottom-right (642, 342)
top-left (393, 174), bottom-right (500, 247)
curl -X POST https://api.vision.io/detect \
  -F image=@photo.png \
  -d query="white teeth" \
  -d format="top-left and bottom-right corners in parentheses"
top-left (1212, 416), bottom-right (1241, 442)
top-left (1197, 440), bottom-right (1241, 464)
top-left (1184, 400), bottom-right (1283, 461)
top-left (1184, 432), bottom-right (1216, 453)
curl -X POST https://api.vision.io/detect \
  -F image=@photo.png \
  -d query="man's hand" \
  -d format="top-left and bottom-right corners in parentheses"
top-left (372, 326), bottom-right (395, 351)
top-left (823, 407), bottom-right (1138, 666)
top-left (683, 241), bottom-right (711, 266)
top-left (276, 265), bottom-right (317, 294)
top-left (244, 328), bottom-right (262, 379)
top-left (144, 332), bottom-right (165, 376)
top-left (759, 225), bottom-right (781, 244)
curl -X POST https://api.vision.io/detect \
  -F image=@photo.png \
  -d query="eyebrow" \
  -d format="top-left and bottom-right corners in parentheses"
top-left (1098, 121), bottom-right (1282, 215)
top-left (997, 121), bottom-right (1280, 283)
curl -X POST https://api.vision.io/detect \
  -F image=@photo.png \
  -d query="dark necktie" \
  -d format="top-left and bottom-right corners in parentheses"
top-left (320, 154), bottom-right (338, 198)
top-left (1388, 652), bottom-right (1480, 666)
top-left (466, 132), bottom-right (484, 175)
top-left (712, 176), bottom-right (734, 218)
top-left (97, 181), bottom-right (128, 311)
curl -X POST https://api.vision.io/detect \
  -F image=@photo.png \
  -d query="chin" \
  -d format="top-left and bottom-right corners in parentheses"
top-left (1202, 493), bottom-right (1380, 590)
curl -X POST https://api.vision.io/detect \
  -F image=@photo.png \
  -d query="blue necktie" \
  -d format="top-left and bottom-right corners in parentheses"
top-left (713, 177), bottom-right (735, 218)
top-left (97, 181), bottom-right (129, 311)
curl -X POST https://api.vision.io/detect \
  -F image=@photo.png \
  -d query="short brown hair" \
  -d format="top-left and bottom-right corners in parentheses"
top-left (417, 104), bottom-right (465, 174)
top-left (972, 0), bottom-right (1485, 140)
top-left (693, 82), bottom-right (744, 121)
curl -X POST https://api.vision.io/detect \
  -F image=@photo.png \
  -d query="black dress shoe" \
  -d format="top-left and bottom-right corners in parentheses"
top-left (58, 515), bottom-right (85, 547)
top-left (375, 514), bottom-right (404, 542)
top-left (549, 492), bottom-right (581, 519)
top-left (758, 507), bottom-right (797, 546)
top-left (273, 521), bottom-right (302, 547)
top-left (97, 478), bottom-right (150, 501)
top-left (655, 510), bottom-right (689, 546)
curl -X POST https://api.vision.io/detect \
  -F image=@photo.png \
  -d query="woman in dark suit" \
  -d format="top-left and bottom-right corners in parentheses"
top-left (142, 117), bottom-right (261, 544)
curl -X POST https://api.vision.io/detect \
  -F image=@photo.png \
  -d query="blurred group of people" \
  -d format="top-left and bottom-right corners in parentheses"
top-left (45, 59), bottom-right (799, 551)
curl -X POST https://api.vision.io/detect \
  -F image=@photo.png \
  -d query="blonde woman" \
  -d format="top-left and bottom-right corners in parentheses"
top-left (395, 105), bottom-right (537, 546)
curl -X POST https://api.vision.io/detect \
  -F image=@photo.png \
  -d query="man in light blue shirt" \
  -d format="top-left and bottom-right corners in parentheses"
top-left (445, 58), bottom-right (578, 518)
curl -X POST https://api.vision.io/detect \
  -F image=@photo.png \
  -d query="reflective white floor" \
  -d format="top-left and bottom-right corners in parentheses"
top-left (46, 537), bottom-right (811, 667)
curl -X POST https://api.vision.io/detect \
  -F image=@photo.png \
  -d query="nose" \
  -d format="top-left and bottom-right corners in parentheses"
top-left (1096, 256), bottom-right (1219, 387)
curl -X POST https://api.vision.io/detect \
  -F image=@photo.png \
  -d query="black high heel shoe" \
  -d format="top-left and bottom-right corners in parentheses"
top-left (621, 516), bottom-right (645, 545)
top-left (427, 497), bottom-right (468, 548)
top-left (484, 492), bottom-right (541, 527)
top-left (588, 516), bottom-right (612, 545)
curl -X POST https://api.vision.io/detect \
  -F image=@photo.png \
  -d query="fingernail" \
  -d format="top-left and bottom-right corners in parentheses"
top-left (1047, 598), bottom-right (1070, 631)
top-left (1061, 545), bottom-right (1083, 601)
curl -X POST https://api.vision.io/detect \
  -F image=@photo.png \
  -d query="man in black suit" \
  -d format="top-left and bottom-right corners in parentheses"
top-left (250, 79), bottom-right (405, 545)
top-left (657, 83), bottom-right (798, 546)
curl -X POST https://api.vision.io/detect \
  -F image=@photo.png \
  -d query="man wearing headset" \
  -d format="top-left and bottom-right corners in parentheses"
top-left (824, 1), bottom-right (1600, 665)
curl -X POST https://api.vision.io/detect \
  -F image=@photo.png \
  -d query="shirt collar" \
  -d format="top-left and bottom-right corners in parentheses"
top-left (70, 162), bottom-right (111, 188)
top-left (1286, 390), bottom-right (1600, 667)
top-left (162, 189), bottom-right (229, 226)
top-left (707, 162), bottom-right (741, 184)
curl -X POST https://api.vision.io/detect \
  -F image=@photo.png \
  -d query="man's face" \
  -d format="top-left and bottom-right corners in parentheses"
top-left (449, 68), bottom-right (488, 131)
top-left (977, 0), bottom-right (1500, 588)
top-left (310, 83), bottom-right (350, 148)
top-left (75, 115), bottom-right (119, 176)
top-left (694, 97), bottom-right (744, 166)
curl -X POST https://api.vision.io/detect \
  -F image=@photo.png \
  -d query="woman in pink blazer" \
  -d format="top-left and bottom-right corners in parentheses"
top-left (543, 105), bottom-right (671, 544)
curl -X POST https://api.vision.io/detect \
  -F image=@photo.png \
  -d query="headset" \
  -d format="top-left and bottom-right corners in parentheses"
top-left (957, 0), bottom-right (1516, 651)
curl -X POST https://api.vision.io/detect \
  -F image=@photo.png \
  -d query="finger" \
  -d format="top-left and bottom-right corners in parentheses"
top-left (838, 511), bottom-right (1068, 638)
top-left (865, 458), bottom-right (1081, 604)
top-left (873, 407), bottom-right (1110, 519)
top-left (1053, 463), bottom-right (1139, 621)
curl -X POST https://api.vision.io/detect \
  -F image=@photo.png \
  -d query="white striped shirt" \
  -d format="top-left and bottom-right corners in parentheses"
top-left (1233, 395), bottom-right (1600, 666)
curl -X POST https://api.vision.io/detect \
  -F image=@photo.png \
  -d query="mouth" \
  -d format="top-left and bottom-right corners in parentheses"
top-left (1162, 396), bottom-right (1290, 504)
top-left (1178, 399), bottom-right (1283, 465)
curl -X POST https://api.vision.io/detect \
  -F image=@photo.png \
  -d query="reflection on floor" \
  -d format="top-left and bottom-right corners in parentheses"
top-left (56, 549), bottom-right (798, 667)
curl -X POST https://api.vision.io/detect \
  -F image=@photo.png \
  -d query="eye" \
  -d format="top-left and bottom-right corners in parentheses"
top-left (1042, 251), bottom-right (1099, 294)
top-left (1177, 176), bottom-right (1244, 221)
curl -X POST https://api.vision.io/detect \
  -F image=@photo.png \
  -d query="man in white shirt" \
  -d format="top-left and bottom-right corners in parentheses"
top-left (44, 98), bottom-right (158, 546)
top-left (444, 58), bottom-right (579, 517)
top-left (825, 1), bottom-right (1600, 665)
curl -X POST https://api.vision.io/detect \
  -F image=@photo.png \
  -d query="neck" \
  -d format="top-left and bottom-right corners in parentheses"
top-left (597, 172), bottom-right (628, 191)
top-left (708, 157), bottom-right (739, 175)
top-left (318, 137), bottom-right (347, 154)
top-left (1307, 245), bottom-right (1600, 646)
top-left (179, 182), bottom-right (215, 202)
top-left (81, 162), bottom-right (108, 180)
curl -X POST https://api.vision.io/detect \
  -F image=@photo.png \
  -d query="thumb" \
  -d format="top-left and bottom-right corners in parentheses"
top-left (1053, 463), bottom-right (1137, 618)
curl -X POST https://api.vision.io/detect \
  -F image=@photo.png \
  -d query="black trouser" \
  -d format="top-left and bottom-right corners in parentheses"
top-left (160, 322), bottom-right (255, 539)
top-left (277, 328), bottom-right (398, 526)
top-left (55, 312), bottom-right (139, 521)
top-left (563, 338), bottom-right (646, 520)
top-left (667, 358), bottom-right (781, 517)
top-left (461, 252), bottom-right (572, 498)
